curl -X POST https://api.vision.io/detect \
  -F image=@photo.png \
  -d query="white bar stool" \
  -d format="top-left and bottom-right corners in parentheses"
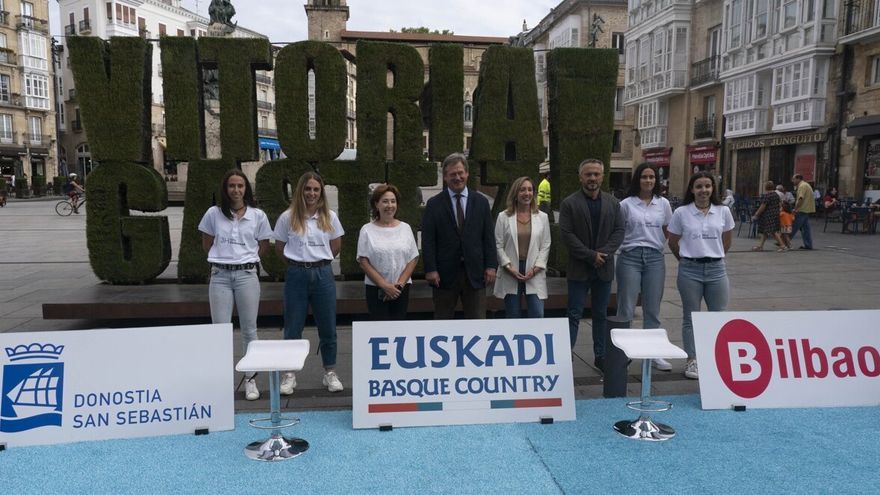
top-left (610, 328), bottom-right (687, 441)
top-left (235, 340), bottom-right (310, 461)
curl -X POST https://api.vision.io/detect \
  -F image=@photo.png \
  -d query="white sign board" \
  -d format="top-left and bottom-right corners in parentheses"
top-left (694, 311), bottom-right (880, 409)
top-left (0, 324), bottom-right (234, 447)
top-left (352, 318), bottom-right (576, 429)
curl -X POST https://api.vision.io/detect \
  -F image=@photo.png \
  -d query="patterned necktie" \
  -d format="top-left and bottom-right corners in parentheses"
top-left (455, 193), bottom-right (465, 230)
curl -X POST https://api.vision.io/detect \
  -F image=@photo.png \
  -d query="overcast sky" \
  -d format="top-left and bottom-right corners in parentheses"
top-left (51, 1), bottom-right (560, 42)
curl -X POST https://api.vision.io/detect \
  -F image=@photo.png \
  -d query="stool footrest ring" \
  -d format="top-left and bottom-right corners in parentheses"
top-left (625, 399), bottom-right (672, 413)
top-left (248, 416), bottom-right (300, 430)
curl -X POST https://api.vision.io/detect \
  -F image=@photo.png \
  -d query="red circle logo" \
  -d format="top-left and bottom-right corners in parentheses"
top-left (714, 319), bottom-right (772, 398)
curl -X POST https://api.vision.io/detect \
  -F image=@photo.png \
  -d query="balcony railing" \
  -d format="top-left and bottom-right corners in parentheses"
top-left (79, 19), bottom-right (91, 34)
top-left (256, 100), bottom-right (274, 111)
top-left (255, 74), bottom-right (272, 85)
top-left (693, 117), bottom-right (715, 139)
top-left (16, 15), bottom-right (49, 33)
top-left (0, 11), bottom-right (9, 26)
top-left (258, 127), bottom-right (277, 137)
top-left (625, 69), bottom-right (688, 101)
top-left (139, 29), bottom-right (151, 39)
top-left (844, 0), bottom-right (880, 36)
top-left (24, 133), bottom-right (49, 147)
top-left (71, 119), bottom-right (83, 132)
top-left (690, 56), bottom-right (720, 87)
top-left (64, 24), bottom-right (76, 36)
top-left (67, 89), bottom-right (76, 101)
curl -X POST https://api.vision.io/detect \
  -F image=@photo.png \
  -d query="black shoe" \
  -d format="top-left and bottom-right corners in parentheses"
top-left (797, 246), bottom-right (812, 250)
top-left (594, 356), bottom-right (605, 373)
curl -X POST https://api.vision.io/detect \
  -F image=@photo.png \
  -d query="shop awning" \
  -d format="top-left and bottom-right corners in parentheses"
top-left (258, 137), bottom-right (281, 151)
top-left (847, 115), bottom-right (880, 137)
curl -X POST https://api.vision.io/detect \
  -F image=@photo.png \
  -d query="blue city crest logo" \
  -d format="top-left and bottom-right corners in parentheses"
top-left (1, 343), bottom-right (65, 433)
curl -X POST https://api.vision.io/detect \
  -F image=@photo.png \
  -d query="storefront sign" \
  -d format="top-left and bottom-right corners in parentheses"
top-left (694, 311), bottom-right (880, 409)
top-left (689, 145), bottom-right (717, 165)
top-left (729, 131), bottom-right (826, 150)
top-left (352, 319), bottom-right (576, 429)
top-left (643, 148), bottom-right (671, 167)
top-left (794, 155), bottom-right (816, 181)
top-left (0, 324), bottom-right (234, 447)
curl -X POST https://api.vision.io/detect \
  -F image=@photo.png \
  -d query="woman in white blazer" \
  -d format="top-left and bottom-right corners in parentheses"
top-left (494, 176), bottom-right (552, 318)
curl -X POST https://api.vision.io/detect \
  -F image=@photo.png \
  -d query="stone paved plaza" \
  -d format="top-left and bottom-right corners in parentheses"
top-left (2, 197), bottom-right (879, 410)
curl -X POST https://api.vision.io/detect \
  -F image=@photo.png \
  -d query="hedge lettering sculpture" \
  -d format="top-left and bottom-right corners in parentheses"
top-left (67, 36), bottom-right (617, 284)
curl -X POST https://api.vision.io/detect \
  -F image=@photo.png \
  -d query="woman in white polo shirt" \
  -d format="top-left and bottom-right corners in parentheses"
top-left (274, 171), bottom-right (345, 394)
top-left (616, 163), bottom-right (674, 371)
top-left (198, 169), bottom-right (273, 401)
top-left (667, 171), bottom-right (735, 380)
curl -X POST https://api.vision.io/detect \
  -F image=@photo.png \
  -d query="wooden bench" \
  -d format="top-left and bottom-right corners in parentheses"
top-left (43, 278), bottom-right (627, 320)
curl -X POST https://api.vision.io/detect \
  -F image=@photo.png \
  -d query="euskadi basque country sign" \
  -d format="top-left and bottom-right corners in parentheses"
top-left (0, 324), bottom-right (234, 447)
top-left (694, 311), bottom-right (880, 409)
top-left (352, 318), bottom-right (575, 428)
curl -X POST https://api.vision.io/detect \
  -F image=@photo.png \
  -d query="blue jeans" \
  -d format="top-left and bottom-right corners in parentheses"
top-left (616, 247), bottom-right (665, 330)
top-left (677, 259), bottom-right (729, 359)
top-left (504, 260), bottom-right (545, 318)
top-left (283, 264), bottom-right (337, 367)
top-left (791, 212), bottom-right (813, 248)
top-left (567, 278), bottom-right (612, 357)
top-left (209, 267), bottom-right (260, 359)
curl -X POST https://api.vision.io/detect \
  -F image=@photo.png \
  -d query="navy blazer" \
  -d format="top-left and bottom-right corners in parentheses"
top-left (422, 187), bottom-right (498, 289)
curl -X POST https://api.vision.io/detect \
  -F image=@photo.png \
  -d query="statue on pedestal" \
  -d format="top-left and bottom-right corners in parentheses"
top-left (208, 0), bottom-right (237, 35)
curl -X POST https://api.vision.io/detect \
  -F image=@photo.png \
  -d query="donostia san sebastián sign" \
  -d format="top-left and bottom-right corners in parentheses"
top-left (728, 130), bottom-right (827, 151)
top-left (66, 36), bottom-right (618, 284)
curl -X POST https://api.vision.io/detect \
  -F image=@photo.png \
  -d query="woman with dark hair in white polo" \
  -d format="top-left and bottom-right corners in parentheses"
top-left (667, 171), bottom-right (735, 380)
top-left (199, 169), bottom-right (273, 401)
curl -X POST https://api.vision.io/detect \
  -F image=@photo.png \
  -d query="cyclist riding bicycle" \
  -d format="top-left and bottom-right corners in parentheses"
top-left (64, 173), bottom-right (85, 214)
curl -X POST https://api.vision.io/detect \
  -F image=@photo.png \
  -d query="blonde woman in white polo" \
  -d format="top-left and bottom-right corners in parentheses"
top-left (274, 171), bottom-right (344, 394)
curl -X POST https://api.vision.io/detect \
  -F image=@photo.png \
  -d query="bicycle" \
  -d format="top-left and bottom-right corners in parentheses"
top-left (55, 195), bottom-right (86, 216)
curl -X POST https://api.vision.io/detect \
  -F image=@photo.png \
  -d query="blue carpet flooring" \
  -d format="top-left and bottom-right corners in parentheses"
top-left (3, 395), bottom-right (875, 494)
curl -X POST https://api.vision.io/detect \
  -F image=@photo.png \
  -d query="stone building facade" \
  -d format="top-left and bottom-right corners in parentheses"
top-left (838, 3), bottom-right (880, 201)
top-left (0, 0), bottom-right (57, 195)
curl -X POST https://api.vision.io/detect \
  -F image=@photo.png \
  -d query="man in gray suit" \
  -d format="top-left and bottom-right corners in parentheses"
top-left (559, 158), bottom-right (624, 371)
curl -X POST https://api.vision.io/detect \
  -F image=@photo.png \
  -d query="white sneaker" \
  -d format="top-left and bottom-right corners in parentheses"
top-left (244, 377), bottom-right (260, 401)
top-left (652, 358), bottom-right (672, 371)
top-left (280, 372), bottom-right (296, 395)
top-left (684, 359), bottom-right (699, 380)
top-left (323, 371), bottom-right (344, 392)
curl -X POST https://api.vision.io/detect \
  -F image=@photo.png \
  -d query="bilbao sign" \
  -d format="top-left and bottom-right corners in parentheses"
top-left (694, 311), bottom-right (880, 409)
top-left (352, 318), bottom-right (575, 428)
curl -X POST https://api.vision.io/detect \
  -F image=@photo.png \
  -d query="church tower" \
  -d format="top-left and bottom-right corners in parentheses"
top-left (304, 0), bottom-right (350, 42)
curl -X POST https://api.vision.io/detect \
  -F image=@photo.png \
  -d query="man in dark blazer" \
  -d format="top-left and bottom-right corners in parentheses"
top-left (559, 158), bottom-right (625, 371)
top-left (422, 153), bottom-right (497, 319)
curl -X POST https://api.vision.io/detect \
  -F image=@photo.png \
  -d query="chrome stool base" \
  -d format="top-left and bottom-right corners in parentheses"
top-left (244, 435), bottom-right (309, 461)
top-left (614, 417), bottom-right (676, 441)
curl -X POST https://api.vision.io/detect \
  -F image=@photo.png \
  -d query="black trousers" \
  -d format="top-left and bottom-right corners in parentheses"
top-left (365, 284), bottom-right (410, 320)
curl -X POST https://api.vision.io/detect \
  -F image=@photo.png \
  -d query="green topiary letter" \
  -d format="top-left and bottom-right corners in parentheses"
top-left (470, 46), bottom-right (544, 215)
top-left (67, 37), bottom-right (170, 284)
top-left (547, 48), bottom-right (618, 271)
